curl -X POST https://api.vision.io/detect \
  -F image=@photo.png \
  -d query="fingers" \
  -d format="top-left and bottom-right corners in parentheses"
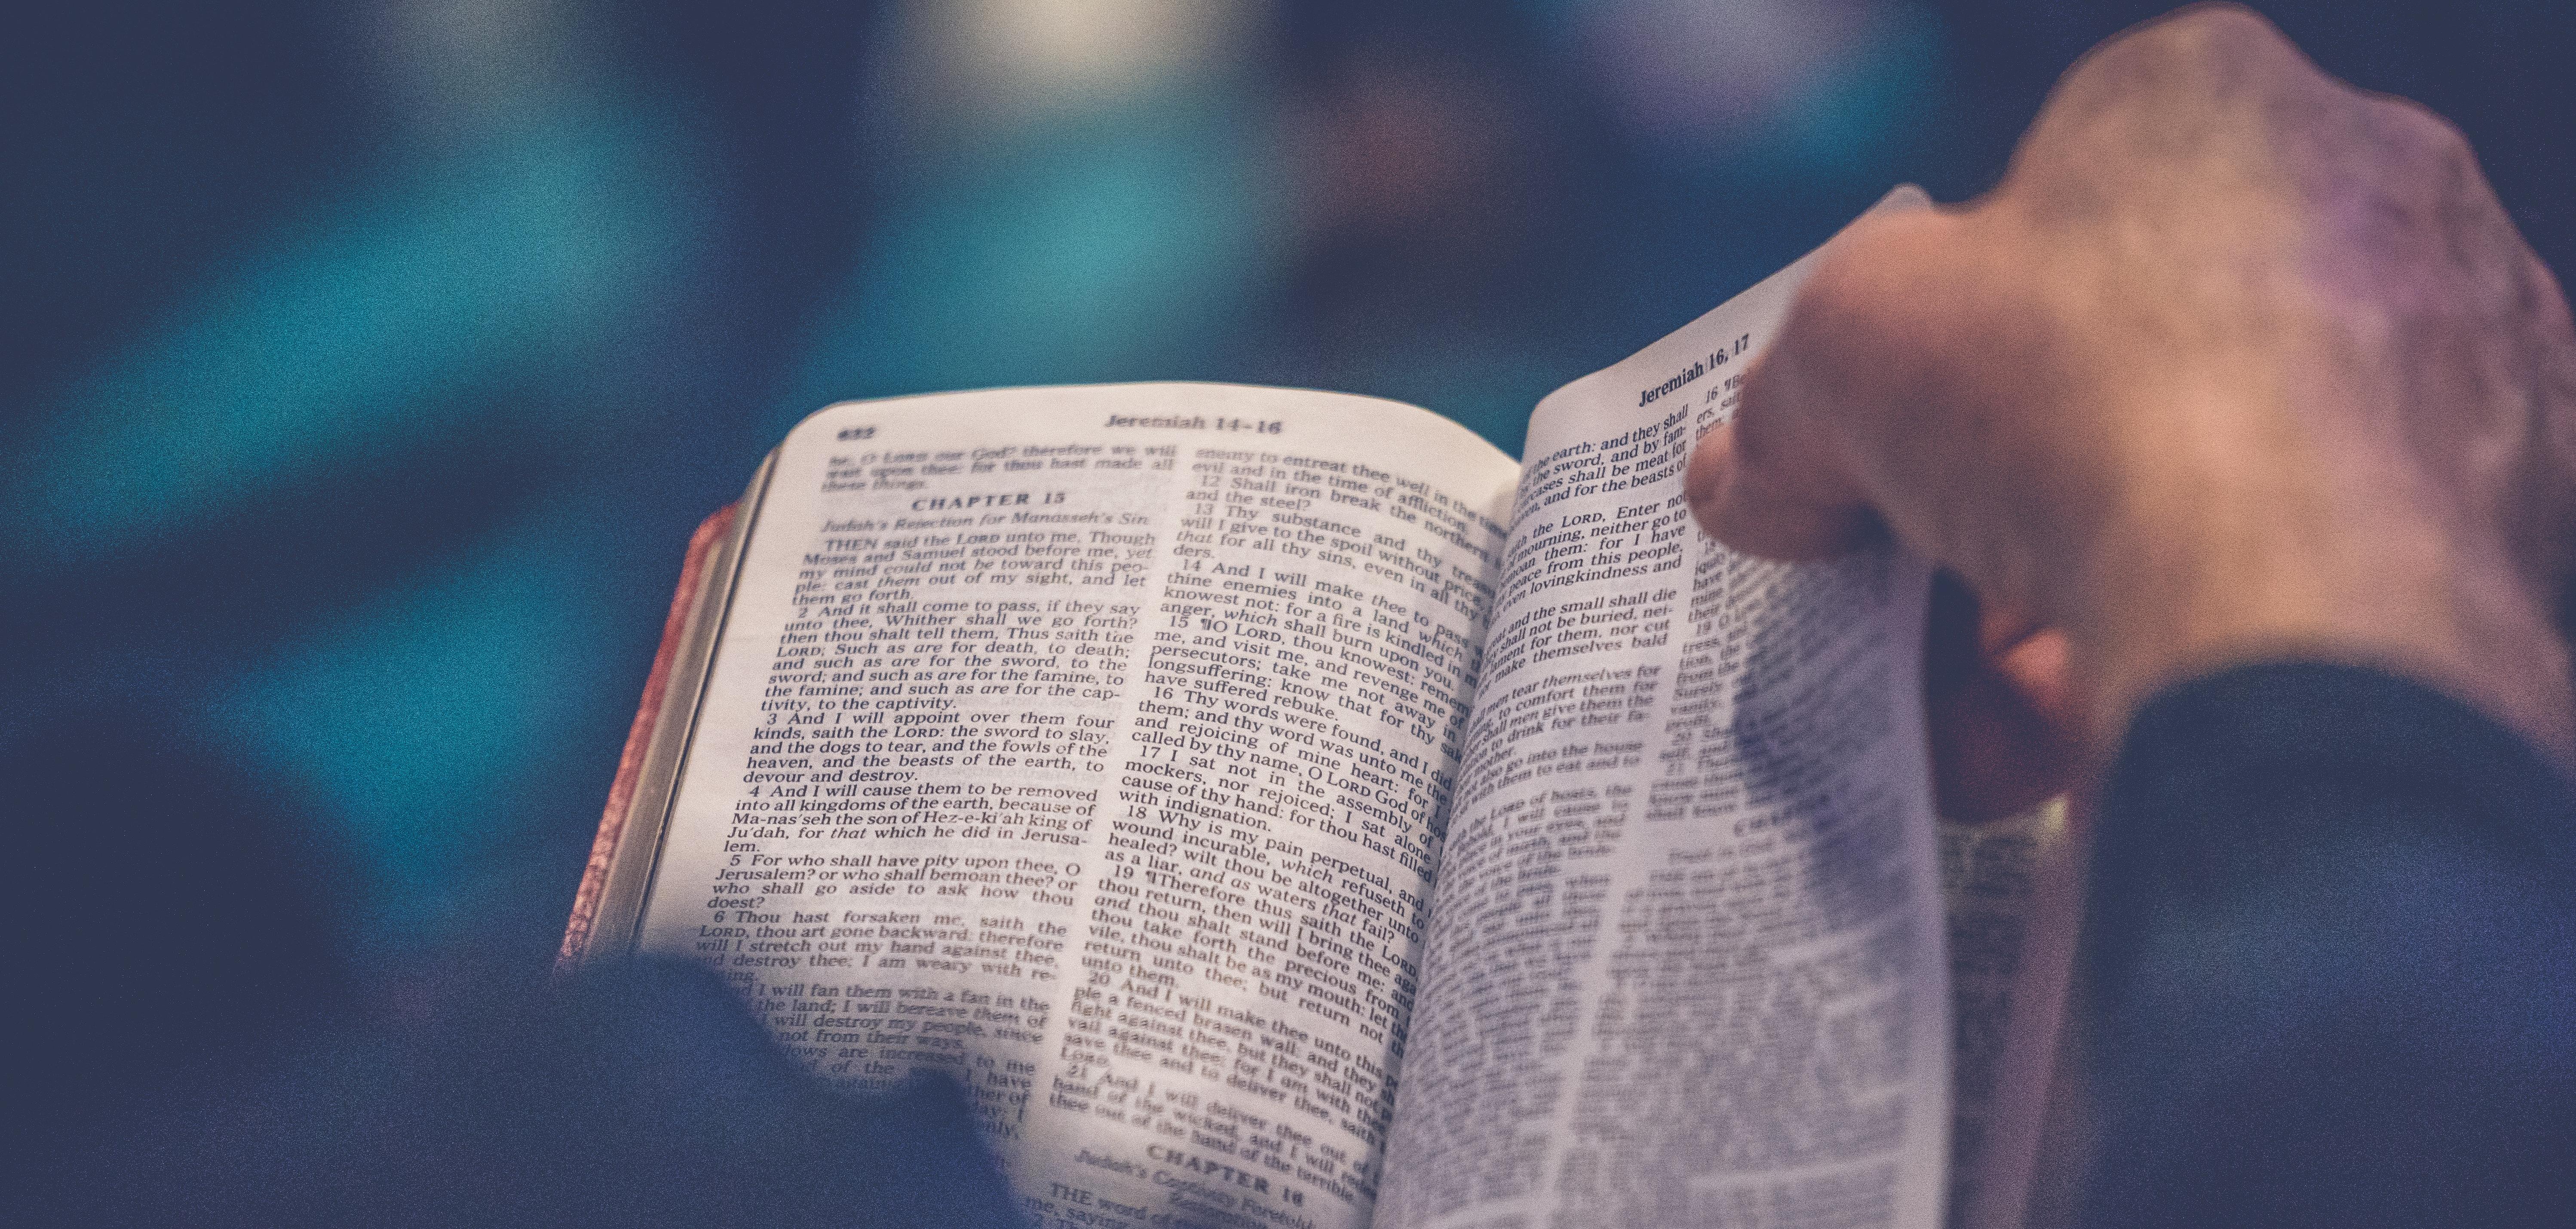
top-left (1988, 624), bottom-right (2077, 743)
top-left (1684, 410), bottom-right (1878, 562)
top-left (2524, 249), bottom-right (2576, 596)
top-left (1684, 213), bottom-right (1947, 562)
top-left (1923, 574), bottom-right (2079, 822)
top-left (1929, 656), bottom-right (2074, 823)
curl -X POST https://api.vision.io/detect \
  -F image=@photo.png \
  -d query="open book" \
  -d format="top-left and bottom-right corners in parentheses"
top-left (560, 189), bottom-right (2084, 1229)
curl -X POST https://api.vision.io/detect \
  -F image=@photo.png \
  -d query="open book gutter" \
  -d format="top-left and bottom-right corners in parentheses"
top-left (562, 187), bottom-right (2084, 1229)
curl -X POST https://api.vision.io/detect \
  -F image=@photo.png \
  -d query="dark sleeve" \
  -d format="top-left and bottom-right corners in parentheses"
top-left (2079, 662), bottom-right (2576, 1229)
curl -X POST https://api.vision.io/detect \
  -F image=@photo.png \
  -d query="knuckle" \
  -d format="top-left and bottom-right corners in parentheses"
top-left (2372, 95), bottom-right (2475, 168)
top-left (2073, 3), bottom-right (2302, 94)
top-left (2156, 3), bottom-right (2287, 52)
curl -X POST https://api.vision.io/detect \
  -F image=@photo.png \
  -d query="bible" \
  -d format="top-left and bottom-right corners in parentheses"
top-left (559, 187), bottom-right (2084, 1229)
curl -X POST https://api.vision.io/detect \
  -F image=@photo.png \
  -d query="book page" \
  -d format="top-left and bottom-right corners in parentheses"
top-left (1939, 800), bottom-right (2085, 1229)
top-left (626, 384), bottom-right (1518, 1229)
top-left (1378, 190), bottom-right (1951, 1229)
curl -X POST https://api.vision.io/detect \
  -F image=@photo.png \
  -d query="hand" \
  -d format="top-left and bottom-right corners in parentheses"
top-left (1686, 3), bottom-right (2576, 808)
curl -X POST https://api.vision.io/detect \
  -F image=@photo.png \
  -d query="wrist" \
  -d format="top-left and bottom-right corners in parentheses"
top-left (2066, 491), bottom-right (2575, 769)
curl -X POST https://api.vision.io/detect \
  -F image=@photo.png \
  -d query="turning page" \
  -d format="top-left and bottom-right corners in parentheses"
top-left (1378, 189), bottom-right (1949, 1228)
top-left (1940, 799), bottom-right (2086, 1229)
top-left (621, 385), bottom-right (1518, 1229)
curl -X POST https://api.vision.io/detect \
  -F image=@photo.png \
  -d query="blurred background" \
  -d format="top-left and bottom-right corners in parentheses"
top-left (6, 0), bottom-right (2572, 1145)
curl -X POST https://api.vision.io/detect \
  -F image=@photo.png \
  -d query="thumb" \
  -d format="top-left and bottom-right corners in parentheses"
top-left (1685, 343), bottom-right (1881, 560)
top-left (1686, 206), bottom-right (1968, 562)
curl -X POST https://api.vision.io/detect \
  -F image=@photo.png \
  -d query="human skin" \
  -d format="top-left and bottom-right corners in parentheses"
top-left (1684, 3), bottom-right (2576, 814)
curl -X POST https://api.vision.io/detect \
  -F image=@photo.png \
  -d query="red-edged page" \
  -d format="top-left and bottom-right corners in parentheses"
top-left (556, 504), bottom-right (735, 971)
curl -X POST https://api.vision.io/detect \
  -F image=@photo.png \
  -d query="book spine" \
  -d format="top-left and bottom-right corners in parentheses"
top-left (555, 503), bottom-right (736, 974)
